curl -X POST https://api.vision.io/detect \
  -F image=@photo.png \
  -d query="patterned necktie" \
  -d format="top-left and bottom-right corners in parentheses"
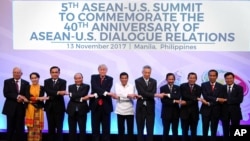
top-left (190, 85), bottom-right (193, 93)
top-left (53, 80), bottom-right (56, 87)
top-left (169, 85), bottom-right (172, 93)
top-left (16, 80), bottom-right (19, 93)
top-left (211, 84), bottom-right (215, 92)
top-left (100, 77), bottom-right (104, 85)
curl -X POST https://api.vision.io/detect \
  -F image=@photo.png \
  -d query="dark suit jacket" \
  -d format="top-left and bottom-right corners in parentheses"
top-left (220, 84), bottom-right (243, 120)
top-left (135, 77), bottom-right (157, 113)
top-left (180, 83), bottom-right (201, 120)
top-left (2, 78), bottom-right (29, 117)
top-left (89, 74), bottom-right (113, 113)
top-left (160, 84), bottom-right (180, 119)
top-left (25, 85), bottom-right (45, 109)
top-left (200, 81), bottom-right (223, 118)
top-left (66, 83), bottom-right (90, 116)
top-left (44, 78), bottom-right (66, 114)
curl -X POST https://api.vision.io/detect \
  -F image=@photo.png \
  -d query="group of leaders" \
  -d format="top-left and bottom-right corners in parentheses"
top-left (2, 64), bottom-right (243, 141)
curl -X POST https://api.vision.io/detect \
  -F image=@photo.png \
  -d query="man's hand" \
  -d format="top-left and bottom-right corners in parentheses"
top-left (217, 98), bottom-right (227, 103)
top-left (164, 93), bottom-right (171, 98)
top-left (57, 90), bottom-right (68, 96)
top-left (127, 94), bottom-right (137, 99)
top-left (88, 94), bottom-right (95, 98)
top-left (134, 95), bottom-right (143, 99)
top-left (198, 98), bottom-right (209, 105)
top-left (180, 100), bottom-right (187, 105)
top-left (37, 96), bottom-right (49, 101)
top-left (174, 99), bottom-right (181, 104)
top-left (155, 93), bottom-right (166, 99)
top-left (197, 97), bottom-right (202, 101)
top-left (81, 94), bottom-right (95, 101)
top-left (17, 95), bottom-right (29, 103)
top-left (108, 93), bottom-right (119, 99)
top-left (17, 98), bottom-right (23, 103)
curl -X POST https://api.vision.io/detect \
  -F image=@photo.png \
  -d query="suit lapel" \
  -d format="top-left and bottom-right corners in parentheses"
top-left (142, 77), bottom-right (149, 87)
top-left (77, 84), bottom-right (83, 92)
top-left (19, 79), bottom-right (26, 92)
top-left (11, 79), bottom-right (18, 93)
top-left (231, 85), bottom-right (236, 93)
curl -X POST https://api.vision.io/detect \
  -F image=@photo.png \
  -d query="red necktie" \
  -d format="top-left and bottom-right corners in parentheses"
top-left (190, 85), bottom-right (193, 93)
top-left (98, 99), bottom-right (103, 106)
top-left (98, 77), bottom-right (105, 106)
top-left (211, 84), bottom-right (215, 92)
top-left (100, 77), bottom-right (104, 85)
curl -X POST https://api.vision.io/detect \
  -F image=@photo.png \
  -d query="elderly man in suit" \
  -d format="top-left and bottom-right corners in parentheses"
top-left (66, 73), bottom-right (94, 141)
top-left (89, 64), bottom-right (114, 141)
top-left (135, 65), bottom-right (157, 141)
top-left (2, 67), bottom-right (29, 141)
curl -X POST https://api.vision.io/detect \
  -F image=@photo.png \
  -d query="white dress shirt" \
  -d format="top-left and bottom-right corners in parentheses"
top-left (114, 82), bottom-right (135, 115)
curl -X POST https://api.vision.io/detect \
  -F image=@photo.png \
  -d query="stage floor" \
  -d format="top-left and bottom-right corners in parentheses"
top-left (0, 130), bottom-right (224, 141)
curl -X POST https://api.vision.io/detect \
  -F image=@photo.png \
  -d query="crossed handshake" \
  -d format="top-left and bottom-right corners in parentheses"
top-left (107, 93), bottom-right (142, 100)
top-left (17, 95), bottom-right (49, 103)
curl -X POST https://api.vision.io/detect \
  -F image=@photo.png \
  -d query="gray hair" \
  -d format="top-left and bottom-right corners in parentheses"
top-left (142, 65), bottom-right (151, 70)
top-left (98, 64), bottom-right (108, 70)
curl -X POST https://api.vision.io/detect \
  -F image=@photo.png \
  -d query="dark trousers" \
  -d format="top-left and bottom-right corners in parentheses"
top-left (68, 111), bottom-right (87, 141)
top-left (136, 105), bottom-right (155, 141)
top-left (201, 116), bottom-right (219, 141)
top-left (181, 118), bottom-right (198, 141)
top-left (117, 114), bottom-right (134, 141)
top-left (221, 119), bottom-right (240, 141)
top-left (46, 109), bottom-right (65, 141)
top-left (91, 107), bottom-right (111, 141)
top-left (162, 118), bottom-right (179, 141)
top-left (6, 106), bottom-right (25, 141)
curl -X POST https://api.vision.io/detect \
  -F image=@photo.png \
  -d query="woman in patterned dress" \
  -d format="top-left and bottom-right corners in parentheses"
top-left (25, 72), bottom-right (49, 141)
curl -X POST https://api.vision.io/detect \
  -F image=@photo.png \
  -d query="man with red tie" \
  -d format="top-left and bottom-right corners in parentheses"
top-left (2, 67), bottom-right (29, 141)
top-left (199, 69), bottom-right (223, 141)
top-left (89, 64), bottom-right (114, 141)
top-left (180, 72), bottom-right (201, 141)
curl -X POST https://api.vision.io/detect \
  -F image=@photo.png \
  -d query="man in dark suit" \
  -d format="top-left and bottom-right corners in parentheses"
top-left (66, 73), bottom-right (94, 141)
top-left (2, 67), bottom-right (29, 141)
top-left (89, 64), bottom-right (114, 141)
top-left (135, 65), bottom-right (157, 141)
top-left (44, 66), bottom-right (67, 141)
top-left (199, 69), bottom-right (223, 141)
top-left (159, 73), bottom-right (181, 141)
top-left (180, 72), bottom-right (201, 141)
top-left (218, 72), bottom-right (243, 141)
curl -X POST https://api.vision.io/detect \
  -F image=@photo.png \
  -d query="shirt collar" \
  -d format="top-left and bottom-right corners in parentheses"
top-left (210, 82), bottom-right (216, 85)
top-left (52, 79), bottom-right (58, 81)
top-left (120, 82), bottom-right (129, 87)
top-left (228, 84), bottom-right (234, 88)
